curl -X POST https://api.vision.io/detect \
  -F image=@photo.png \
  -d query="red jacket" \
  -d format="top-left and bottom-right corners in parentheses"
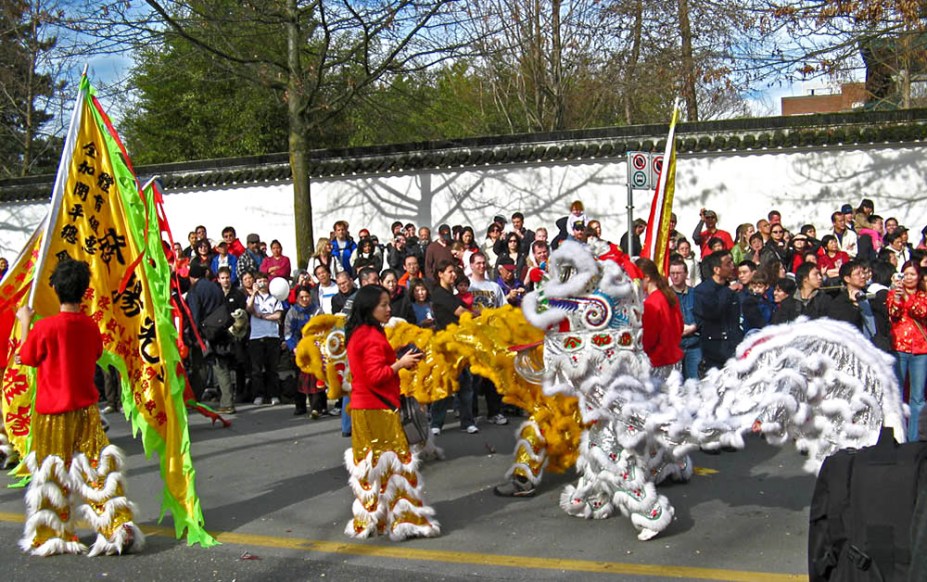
top-left (19, 312), bottom-right (103, 415)
top-left (817, 249), bottom-right (850, 276)
top-left (642, 290), bottom-right (684, 367)
top-left (227, 238), bottom-right (246, 258)
top-left (887, 289), bottom-right (927, 354)
top-left (697, 228), bottom-right (734, 258)
top-left (346, 324), bottom-right (400, 409)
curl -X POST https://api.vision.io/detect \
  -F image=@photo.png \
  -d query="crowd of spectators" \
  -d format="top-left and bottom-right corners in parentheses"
top-left (39, 196), bottom-right (921, 443)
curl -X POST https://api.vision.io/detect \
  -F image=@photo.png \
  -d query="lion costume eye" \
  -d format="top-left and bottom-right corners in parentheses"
top-left (559, 264), bottom-right (574, 283)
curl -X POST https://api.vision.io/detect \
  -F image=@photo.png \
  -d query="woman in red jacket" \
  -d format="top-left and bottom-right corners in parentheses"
top-left (343, 285), bottom-right (439, 541)
top-left (887, 260), bottom-right (927, 441)
top-left (636, 258), bottom-right (684, 378)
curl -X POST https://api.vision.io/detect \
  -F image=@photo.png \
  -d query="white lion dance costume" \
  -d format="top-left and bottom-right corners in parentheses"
top-left (519, 240), bottom-right (904, 540)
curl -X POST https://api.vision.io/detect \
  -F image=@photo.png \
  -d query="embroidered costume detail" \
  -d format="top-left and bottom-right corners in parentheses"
top-left (20, 452), bottom-right (86, 556)
top-left (344, 410), bottom-right (439, 541)
top-left (507, 420), bottom-right (548, 485)
top-left (71, 445), bottom-right (145, 556)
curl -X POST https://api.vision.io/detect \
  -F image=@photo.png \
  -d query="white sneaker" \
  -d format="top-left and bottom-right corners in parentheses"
top-left (431, 427), bottom-right (441, 436)
top-left (271, 397), bottom-right (281, 406)
top-left (464, 425), bottom-right (480, 434)
top-left (253, 397), bottom-right (264, 405)
top-left (489, 414), bottom-right (508, 425)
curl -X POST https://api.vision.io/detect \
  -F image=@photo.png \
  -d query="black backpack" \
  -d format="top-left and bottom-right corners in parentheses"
top-left (809, 428), bottom-right (927, 581)
top-left (200, 303), bottom-right (231, 342)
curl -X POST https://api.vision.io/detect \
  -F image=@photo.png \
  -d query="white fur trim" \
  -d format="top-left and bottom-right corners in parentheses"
top-left (21, 536), bottom-right (86, 556)
top-left (344, 446), bottom-right (439, 541)
top-left (86, 522), bottom-right (146, 557)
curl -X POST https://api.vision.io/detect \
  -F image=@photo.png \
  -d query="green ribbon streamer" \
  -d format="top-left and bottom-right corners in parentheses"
top-left (85, 79), bottom-right (217, 547)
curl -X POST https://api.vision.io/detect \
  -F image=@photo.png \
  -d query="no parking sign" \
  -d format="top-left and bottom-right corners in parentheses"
top-left (629, 152), bottom-right (650, 189)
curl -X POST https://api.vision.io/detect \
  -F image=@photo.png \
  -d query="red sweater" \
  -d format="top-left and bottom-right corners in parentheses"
top-left (642, 290), bottom-right (684, 367)
top-left (19, 311), bottom-right (103, 415)
top-left (347, 324), bottom-right (400, 410)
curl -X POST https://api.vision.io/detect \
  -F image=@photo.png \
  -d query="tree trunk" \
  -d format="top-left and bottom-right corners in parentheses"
top-left (677, 0), bottom-right (698, 122)
top-left (624, 0), bottom-right (643, 125)
top-left (550, 0), bottom-right (564, 130)
top-left (21, 15), bottom-right (37, 177)
top-left (287, 0), bottom-right (312, 268)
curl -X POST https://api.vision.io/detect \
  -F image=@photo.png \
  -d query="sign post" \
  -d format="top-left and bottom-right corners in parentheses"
top-left (626, 151), bottom-right (660, 253)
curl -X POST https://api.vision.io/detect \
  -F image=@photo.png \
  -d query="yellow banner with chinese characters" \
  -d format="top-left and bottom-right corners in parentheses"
top-left (1, 77), bottom-right (214, 546)
top-left (34, 98), bottom-right (168, 422)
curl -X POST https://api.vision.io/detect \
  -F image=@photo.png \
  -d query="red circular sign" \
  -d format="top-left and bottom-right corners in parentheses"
top-left (652, 155), bottom-right (663, 174)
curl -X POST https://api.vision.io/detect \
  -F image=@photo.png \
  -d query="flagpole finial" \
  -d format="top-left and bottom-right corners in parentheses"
top-left (81, 63), bottom-right (89, 77)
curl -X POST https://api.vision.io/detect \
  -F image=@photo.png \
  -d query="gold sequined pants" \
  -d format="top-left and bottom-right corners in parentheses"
top-left (22, 406), bottom-right (138, 555)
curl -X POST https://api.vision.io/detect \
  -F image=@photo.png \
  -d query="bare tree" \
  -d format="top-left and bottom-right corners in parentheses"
top-left (750, 0), bottom-right (927, 107)
top-left (464, 0), bottom-right (633, 132)
top-left (62, 0), bottom-right (470, 265)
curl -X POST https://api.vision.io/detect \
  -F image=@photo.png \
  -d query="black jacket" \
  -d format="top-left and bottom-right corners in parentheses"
top-left (693, 278), bottom-right (743, 367)
top-left (771, 297), bottom-right (802, 325)
top-left (824, 290), bottom-right (863, 331)
top-left (390, 287), bottom-right (415, 323)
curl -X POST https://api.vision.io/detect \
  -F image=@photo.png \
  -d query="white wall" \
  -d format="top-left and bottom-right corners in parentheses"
top-left (2, 143), bottom-right (925, 261)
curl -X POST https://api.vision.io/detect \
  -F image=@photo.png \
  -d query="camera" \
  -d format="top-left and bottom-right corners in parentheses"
top-left (396, 343), bottom-right (421, 358)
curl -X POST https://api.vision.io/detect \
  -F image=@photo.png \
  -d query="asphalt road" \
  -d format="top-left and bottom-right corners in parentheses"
top-left (0, 402), bottom-right (811, 581)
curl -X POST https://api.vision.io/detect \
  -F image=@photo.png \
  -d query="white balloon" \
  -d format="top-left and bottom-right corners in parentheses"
top-left (268, 277), bottom-right (290, 302)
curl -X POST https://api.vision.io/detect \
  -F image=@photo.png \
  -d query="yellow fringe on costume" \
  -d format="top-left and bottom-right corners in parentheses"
top-left (295, 306), bottom-right (586, 475)
top-left (295, 314), bottom-right (349, 400)
top-left (345, 409), bottom-right (439, 541)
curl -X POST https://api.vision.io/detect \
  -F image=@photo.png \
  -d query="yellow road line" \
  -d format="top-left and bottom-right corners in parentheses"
top-left (0, 511), bottom-right (801, 581)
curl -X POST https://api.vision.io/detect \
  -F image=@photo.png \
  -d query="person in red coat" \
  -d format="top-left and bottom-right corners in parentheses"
top-left (886, 260), bottom-right (927, 441)
top-left (15, 259), bottom-right (144, 557)
top-left (636, 258), bottom-right (684, 378)
top-left (343, 285), bottom-right (440, 541)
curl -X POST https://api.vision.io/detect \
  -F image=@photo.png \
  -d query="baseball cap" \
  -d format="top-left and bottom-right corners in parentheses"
top-left (840, 204), bottom-right (853, 214)
top-left (246, 233), bottom-right (260, 244)
top-left (703, 210), bottom-right (717, 219)
top-left (572, 220), bottom-right (585, 231)
top-left (493, 215), bottom-right (507, 225)
top-left (497, 256), bottom-right (516, 271)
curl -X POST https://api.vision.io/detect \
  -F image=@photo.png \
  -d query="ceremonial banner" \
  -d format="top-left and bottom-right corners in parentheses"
top-left (0, 76), bottom-right (215, 546)
top-left (0, 225), bottom-right (43, 460)
top-left (640, 103), bottom-right (680, 275)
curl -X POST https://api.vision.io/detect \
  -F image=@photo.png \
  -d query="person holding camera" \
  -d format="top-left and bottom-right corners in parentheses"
top-left (246, 271), bottom-right (284, 406)
top-left (342, 285), bottom-right (439, 541)
top-left (887, 261), bottom-right (927, 441)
